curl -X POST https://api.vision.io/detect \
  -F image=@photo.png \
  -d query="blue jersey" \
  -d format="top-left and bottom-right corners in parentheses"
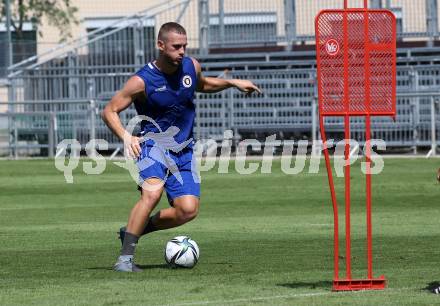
top-left (134, 56), bottom-right (197, 147)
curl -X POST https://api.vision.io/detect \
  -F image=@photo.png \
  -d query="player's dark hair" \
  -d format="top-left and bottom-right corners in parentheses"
top-left (158, 22), bottom-right (187, 41)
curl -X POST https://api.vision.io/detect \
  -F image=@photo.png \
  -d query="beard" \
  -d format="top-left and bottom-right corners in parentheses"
top-left (164, 54), bottom-right (181, 67)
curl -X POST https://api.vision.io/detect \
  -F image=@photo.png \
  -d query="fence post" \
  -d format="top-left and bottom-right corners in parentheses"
top-left (53, 113), bottom-right (58, 152)
top-left (431, 96), bottom-right (437, 156)
top-left (312, 72), bottom-right (319, 146)
top-left (410, 102), bottom-right (419, 155)
top-left (6, 83), bottom-right (14, 158)
top-left (221, 91), bottom-right (226, 132)
top-left (48, 112), bottom-right (55, 158)
top-left (13, 114), bottom-right (18, 159)
top-left (198, 0), bottom-right (209, 55)
top-left (312, 94), bottom-right (317, 147)
top-left (72, 113), bottom-right (77, 156)
top-left (369, 0), bottom-right (382, 8)
top-left (196, 95), bottom-right (201, 140)
top-left (5, 0), bottom-right (13, 70)
top-left (90, 107), bottom-right (96, 158)
top-left (90, 100), bottom-right (97, 147)
top-left (409, 70), bottom-right (419, 154)
top-left (68, 51), bottom-right (78, 99)
top-left (133, 20), bottom-right (144, 67)
top-left (219, 0), bottom-right (225, 48)
top-left (426, 0), bottom-right (439, 47)
top-left (229, 86), bottom-right (235, 146)
top-left (284, 0), bottom-right (296, 51)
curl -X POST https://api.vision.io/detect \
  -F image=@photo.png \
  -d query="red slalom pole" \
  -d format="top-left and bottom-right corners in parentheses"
top-left (365, 115), bottom-right (373, 279)
top-left (363, 0), bottom-right (373, 279)
top-left (319, 116), bottom-right (340, 281)
top-left (342, 0), bottom-right (351, 279)
top-left (315, 0), bottom-right (394, 291)
top-left (344, 115), bottom-right (351, 280)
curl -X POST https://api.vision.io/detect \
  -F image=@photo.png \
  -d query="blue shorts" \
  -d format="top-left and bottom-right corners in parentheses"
top-left (136, 143), bottom-right (200, 204)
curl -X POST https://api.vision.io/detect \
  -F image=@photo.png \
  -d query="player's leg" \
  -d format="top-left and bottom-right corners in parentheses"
top-left (141, 150), bottom-right (200, 232)
top-left (114, 178), bottom-right (164, 272)
top-left (119, 148), bottom-right (200, 246)
top-left (133, 152), bottom-right (200, 236)
top-left (126, 179), bottom-right (164, 235)
top-left (144, 195), bottom-right (199, 232)
top-left (119, 195), bottom-right (199, 240)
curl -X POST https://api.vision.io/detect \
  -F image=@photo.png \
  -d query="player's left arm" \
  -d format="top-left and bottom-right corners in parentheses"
top-left (191, 58), bottom-right (262, 94)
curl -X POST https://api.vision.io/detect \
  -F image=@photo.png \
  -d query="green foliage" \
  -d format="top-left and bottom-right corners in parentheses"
top-left (0, 0), bottom-right (78, 41)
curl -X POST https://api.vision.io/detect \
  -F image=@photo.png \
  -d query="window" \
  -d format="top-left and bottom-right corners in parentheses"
top-left (0, 22), bottom-right (37, 77)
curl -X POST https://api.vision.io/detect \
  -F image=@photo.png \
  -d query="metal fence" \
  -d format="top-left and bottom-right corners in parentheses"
top-left (1, 87), bottom-right (438, 157)
top-left (3, 0), bottom-right (440, 76)
top-left (2, 63), bottom-right (440, 157)
top-left (1, 0), bottom-right (440, 157)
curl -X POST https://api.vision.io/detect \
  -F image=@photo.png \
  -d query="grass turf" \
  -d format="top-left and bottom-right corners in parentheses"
top-left (0, 158), bottom-right (439, 305)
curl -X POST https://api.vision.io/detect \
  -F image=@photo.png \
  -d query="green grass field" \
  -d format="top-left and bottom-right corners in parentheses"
top-left (0, 158), bottom-right (439, 305)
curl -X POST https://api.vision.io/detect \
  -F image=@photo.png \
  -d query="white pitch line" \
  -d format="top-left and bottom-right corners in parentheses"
top-left (160, 286), bottom-right (420, 306)
top-left (162, 292), bottom-right (328, 306)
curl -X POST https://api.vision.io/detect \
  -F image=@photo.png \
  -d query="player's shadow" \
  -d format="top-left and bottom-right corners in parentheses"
top-left (87, 264), bottom-right (169, 271)
top-left (277, 281), bottom-right (333, 290)
top-left (137, 264), bottom-right (169, 270)
top-left (424, 281), bottom-right (440, 292)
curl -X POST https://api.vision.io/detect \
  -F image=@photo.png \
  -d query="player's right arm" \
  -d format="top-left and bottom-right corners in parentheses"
top-left (101, 76), bottom-right (145, 157)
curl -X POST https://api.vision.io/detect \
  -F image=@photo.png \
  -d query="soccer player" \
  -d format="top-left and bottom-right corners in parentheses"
top-left (101, 22), bottom-right (261, 272)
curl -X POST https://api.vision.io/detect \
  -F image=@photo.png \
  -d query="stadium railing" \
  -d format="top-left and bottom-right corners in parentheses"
top-left (2, 0), bottom-right (440, 157)
top-left (1, 88), bottom-right (438, 158)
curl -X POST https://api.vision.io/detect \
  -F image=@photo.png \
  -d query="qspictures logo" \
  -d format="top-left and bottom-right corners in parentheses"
top-left (54, 116), bottom-right (387, 187)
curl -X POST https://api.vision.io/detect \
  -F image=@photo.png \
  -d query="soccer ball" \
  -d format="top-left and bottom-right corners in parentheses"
top-left (164, 236), bottom-right (200, 268)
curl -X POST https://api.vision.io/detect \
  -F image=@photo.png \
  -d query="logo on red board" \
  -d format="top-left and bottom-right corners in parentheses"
top-left (325, 39), bottom-right (340, 56)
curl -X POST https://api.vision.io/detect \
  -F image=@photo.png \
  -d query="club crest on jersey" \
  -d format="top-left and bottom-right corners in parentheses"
top-left (325, 39), bottom-right (340, 56)
top-left (182, 75), bottom-right (192, 88)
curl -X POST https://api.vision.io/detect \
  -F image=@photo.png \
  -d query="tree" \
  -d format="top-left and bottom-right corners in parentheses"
top-left (0, 0), bottom-right (79, 42)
